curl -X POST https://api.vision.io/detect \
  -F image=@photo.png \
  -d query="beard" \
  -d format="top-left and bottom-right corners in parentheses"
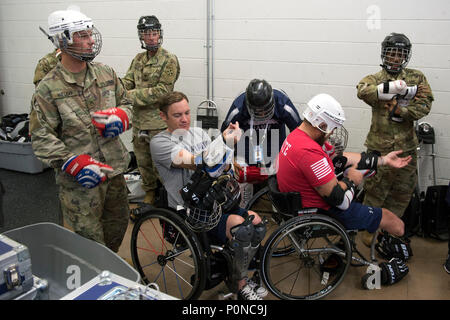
top-left (316, 132), bottom-right (328, 146)
top-left (316, 130), bottom-right (334, 147)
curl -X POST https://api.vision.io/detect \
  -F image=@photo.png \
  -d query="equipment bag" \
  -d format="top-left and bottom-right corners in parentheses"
top-left (421, 185), bottom-right (449, 241)
top-left (401, 188), bottom-right (424, 237)
top-left (0, 179), bottom-right (4, 228)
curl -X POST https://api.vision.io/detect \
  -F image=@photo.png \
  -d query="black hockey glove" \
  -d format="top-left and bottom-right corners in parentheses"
top-left (333, 155), bottom-right (348, 177)
top-left (375, 231), bottom-right (413, 261)
top-left (379, 258), bottom-right (409, 285)
top-left (180, 167), bottom-right (214, 207)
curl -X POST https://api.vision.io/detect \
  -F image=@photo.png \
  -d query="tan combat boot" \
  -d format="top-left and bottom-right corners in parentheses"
top-left (361, 230), bottom-right (376, 248)
top-left (143, 190), bottom-right (155, 204)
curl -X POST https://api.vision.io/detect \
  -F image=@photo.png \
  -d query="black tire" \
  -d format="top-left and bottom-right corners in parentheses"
top-left (245, 186), bottom-right (282, 234)
top-left (260, 214), bottom-right (352, 300)
top-left (130, 208), bottom-right (206, 300)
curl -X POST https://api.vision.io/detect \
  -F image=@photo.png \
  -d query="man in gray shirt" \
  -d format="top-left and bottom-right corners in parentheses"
top-left (151, 125), bottom-right (210, 209)
top-left (150, 91), bottom-right (267, 300)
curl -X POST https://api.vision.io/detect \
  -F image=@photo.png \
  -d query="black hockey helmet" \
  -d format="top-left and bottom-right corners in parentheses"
top-left (245, 79), bottom-right (275, 121)
top-left (137, 15), bottom-right (163, 51)
top-left (381, 33), bottom-right (411, 74)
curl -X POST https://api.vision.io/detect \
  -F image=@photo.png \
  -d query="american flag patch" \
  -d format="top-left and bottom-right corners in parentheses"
top-left (311, 157), bottom-right (332, 180)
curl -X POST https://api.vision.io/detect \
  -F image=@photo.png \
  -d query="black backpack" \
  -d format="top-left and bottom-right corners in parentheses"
top-left (420, 185), bottom-right (450, 241)
top-left (401, 187), bottom-right (424, 237)
top-left (0, 179), bottom-right (5, 228)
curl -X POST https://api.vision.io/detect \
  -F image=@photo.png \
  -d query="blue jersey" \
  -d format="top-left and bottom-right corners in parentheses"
top-left (220, 89), bottom-right (302, 166)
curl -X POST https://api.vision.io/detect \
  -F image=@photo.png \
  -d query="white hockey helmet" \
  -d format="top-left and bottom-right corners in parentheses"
top-left (303, 93), bottom-right (345, 134)
top-left (47, 9), bottom-right (102, 62)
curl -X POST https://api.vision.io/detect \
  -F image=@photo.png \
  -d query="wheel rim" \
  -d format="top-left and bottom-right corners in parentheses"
top-left (262, 218), bottom-right (351, 300)
top-left (131, 211), bottom-right (204, 300)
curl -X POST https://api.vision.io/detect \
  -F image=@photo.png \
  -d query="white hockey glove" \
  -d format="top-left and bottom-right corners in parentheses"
top-left (377, 80), bottom-right (417, 102)
top-left (201, 135), bottom-right (234, 178)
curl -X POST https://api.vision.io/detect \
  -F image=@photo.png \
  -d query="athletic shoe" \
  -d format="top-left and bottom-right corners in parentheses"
top-left (238, 284), bottom-right (263, 300)
top-left (444, 255), bottom-right (450, 274)
top-left (247, 277), bottom-right (268, 298)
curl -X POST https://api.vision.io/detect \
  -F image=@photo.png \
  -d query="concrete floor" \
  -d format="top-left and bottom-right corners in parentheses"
top-left (117, 215), bottom-right (450, 300)
top-left (3, 168), bottom-right (448, 300)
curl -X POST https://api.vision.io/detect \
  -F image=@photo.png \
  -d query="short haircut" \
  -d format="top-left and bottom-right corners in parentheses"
top-left (157, 91), bottom-right (189, 114)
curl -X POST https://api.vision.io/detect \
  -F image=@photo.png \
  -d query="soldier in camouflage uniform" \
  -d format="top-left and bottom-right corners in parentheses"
top-left (29, 9), bottom-right (132, 252)
top-left (33, 49), bottom-right (61, 87)
top-left (357, 33), bottom-right (434, 245)
top-left (121, 15), bottom-right (180, 205)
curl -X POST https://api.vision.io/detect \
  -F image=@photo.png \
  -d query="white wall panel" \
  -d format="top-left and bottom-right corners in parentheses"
top-left (214, 0), bottom-right (449, 20)
top-left (214, 19), bottom-right (450, 44)
top-left (0, 0), bottom-right (448, 186)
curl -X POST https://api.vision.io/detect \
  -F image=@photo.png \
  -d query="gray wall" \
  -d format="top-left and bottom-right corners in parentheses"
top-left (0, 0), bottom-right (449, 190)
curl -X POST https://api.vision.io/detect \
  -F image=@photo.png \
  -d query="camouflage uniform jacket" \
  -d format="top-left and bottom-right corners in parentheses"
top-left (356, 68), bottom-right (433, 153)
top-left (121, 47), bottom-right (180, 130)
top-left (30, 61), bottom-right (132, 186)
top-left (33, 49), bottom-right (61, 86)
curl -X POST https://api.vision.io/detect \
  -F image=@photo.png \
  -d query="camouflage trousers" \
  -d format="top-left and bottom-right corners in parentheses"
top-left (132, 126), bottom-right (165, 192)
top-left (363, 149), bottom-right (417, 218)
top-left (59, 174), bottom-right (129, 252)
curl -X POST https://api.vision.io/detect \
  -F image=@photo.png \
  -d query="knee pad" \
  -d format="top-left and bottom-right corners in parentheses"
top-left (228, 216), bottom-right (259, 280)
top-left (251, 222), bottom-right (266, 247)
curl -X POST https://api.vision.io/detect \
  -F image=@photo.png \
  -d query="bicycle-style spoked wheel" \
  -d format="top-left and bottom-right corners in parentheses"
top-left (130, 208), bottom-right (206, 300)
top-left (261, 214), bottom-right (352, 300)
top-left (246, 186), bottom-right (293, 256)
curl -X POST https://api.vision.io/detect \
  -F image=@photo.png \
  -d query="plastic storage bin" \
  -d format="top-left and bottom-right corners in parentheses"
top-left (0, 141), bottom-right (48, 174)
top-left (2, 223), bottom-right (140, 300)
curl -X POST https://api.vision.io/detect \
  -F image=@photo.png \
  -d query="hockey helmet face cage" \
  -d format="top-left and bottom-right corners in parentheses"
top-left (137, 15), bottom-right (163, 51)
top-left (327, 126), bottom-right (348, 155)
top-left (195, 174), bottom-right (241, 213)
top-left (214, 175), bottom-right (241, 213)
top-left (381, 33), bottom-right (411, 74)
top-left (185, 200), bottom-right (222, 232)
top-left (303, 93), bottom-right (345, 134)
top-left (245, 79), bottom-right (275, 122)
top-left (47, 10), bottom-right (102, 62)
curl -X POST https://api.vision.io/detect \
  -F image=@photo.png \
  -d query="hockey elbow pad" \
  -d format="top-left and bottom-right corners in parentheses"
top-left (336, 188), bottom-right (354, 210)
top-left (324, 177), bottom-right (355, 210)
